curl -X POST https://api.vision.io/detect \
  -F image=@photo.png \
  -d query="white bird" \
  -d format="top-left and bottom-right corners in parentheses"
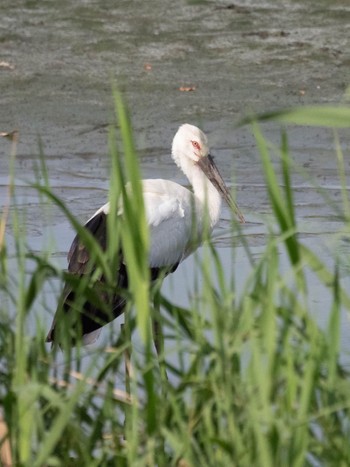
top-left (46, 124), bottom-right (244, 345)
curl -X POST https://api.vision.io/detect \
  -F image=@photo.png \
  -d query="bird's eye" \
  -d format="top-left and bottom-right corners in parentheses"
top-left (191, 140), bottom-right (201, 151)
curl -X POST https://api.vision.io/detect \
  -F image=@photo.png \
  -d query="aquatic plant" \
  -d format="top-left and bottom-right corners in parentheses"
top-left (1, 95), bottom-right (350, 466)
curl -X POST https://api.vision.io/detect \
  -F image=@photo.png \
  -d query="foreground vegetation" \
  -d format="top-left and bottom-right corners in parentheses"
top-left (1, 97), bottom-right (350, 466)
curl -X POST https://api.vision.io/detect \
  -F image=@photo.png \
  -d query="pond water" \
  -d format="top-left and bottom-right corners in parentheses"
top-left (1, 0), bottom-right (350, 356)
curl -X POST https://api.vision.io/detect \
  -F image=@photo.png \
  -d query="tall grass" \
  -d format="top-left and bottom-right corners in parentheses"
top-left (1, 98), bottom-right (350, 466)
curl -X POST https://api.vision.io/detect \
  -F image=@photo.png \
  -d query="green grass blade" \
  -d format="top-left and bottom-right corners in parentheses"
top-left (240, 105), bottom-right (350, 128)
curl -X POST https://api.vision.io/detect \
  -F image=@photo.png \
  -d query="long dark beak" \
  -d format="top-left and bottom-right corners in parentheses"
top-left (197, 154), bottom-right (245, 223)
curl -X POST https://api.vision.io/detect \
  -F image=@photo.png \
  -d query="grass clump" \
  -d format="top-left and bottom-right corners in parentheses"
top-left (1, 98), bottom-right (350, 466)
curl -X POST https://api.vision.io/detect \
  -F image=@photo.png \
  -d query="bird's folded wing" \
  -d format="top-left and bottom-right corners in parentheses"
top-left (67, 180), bottom-right (195, 273)
top-left (143, 189), bottom-right (193, 269)
top-left (67, 208), bottom-right (108, 274)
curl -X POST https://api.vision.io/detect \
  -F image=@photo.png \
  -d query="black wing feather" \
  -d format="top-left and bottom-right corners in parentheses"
top-left (67, 210), bottom-right (108, 274)
top-left (46, 210), bottom-right (127, 343)
top-left (46, 210), bottom-right (179, 345)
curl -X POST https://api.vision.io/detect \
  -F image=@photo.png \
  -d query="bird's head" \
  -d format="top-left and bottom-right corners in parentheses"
top-left (172, 123), bottom-right (209, 165)
top-left (171, 124), bottom-right (245, 224)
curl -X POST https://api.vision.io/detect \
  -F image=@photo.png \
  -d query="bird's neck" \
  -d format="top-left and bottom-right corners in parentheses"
top-left (187, 163), bottom-right (222, 229)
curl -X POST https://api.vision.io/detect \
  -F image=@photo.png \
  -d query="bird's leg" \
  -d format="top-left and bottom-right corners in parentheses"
top-left (121, 323), bottom-right (132, 397)
top-left (121, 322), bottom-right (133, 444)
top-left (152, 317), bottom-right (161, 356)
top-left (151, 286), bottom-right (168, 382)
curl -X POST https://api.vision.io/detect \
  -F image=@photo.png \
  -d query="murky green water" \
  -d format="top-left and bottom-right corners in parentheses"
top-left (1, 0), bottom-right (350, 352)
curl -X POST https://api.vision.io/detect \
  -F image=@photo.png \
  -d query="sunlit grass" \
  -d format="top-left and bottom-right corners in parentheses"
top-left (1, 98), bottom-right (350, 466)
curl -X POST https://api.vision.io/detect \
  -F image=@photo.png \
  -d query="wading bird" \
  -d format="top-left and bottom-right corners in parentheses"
top-left (46, 124), bottom-right (244, 345)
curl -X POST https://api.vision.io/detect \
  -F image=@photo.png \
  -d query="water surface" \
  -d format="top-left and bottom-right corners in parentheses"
top-left (1, 0), bottom-right (350, 353)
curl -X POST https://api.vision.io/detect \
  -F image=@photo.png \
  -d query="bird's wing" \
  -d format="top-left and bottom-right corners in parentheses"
top-left (67, 180), bottom-right (194, 272)
top-left (46, 204), bottom-right (126, 344)
top-left (66, 178), bottom-right (195, 272)
top-left (67, 204), bottom-right (109, 274)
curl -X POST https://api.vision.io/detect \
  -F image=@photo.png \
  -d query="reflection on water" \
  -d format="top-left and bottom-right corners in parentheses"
top-left (1, 0), bottom-right (350, 353)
